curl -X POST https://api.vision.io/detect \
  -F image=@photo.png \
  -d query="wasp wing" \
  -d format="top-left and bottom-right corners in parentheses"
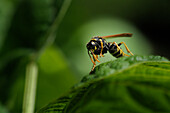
top-left (101, 33), bottom-right (133, 39)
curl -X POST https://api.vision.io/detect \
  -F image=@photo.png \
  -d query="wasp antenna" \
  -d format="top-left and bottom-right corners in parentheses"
top-left (101, 33), bottom-right (133, 39)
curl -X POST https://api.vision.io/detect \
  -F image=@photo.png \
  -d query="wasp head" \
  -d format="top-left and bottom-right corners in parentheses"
top-left (86, 41), bottom-right (97, 52)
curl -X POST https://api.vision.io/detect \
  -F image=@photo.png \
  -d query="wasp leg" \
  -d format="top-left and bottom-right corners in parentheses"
top-left (118, 42), bottom-right (134, 56)
top-left (90, 62), bottom-right (96, 74)
top-left (112, 42), bottom-right (120, 49)
top-left (89, 54), bottom-right (97, 74)
top-left (91, 51), bottom-right (100, 63)
top-left (96, 55), bottom-right (98, 59)
top-left (124, 53), bottom-right (130, 56)
top-left (88, 51), bottom-right (96, 65)
top-left (111, 42), bottom-right (130, 57)
top-left (99, 39), bottom-right (104, 57)
top-left (89, 53), bottom-right (100, 74)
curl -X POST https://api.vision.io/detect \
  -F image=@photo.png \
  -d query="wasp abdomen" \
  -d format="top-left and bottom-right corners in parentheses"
top-left (108, 43), bottom-right (125, 58)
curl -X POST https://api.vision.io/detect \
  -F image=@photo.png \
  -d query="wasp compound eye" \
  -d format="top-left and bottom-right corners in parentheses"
top-left (86, 41), bottom-right (96, 50)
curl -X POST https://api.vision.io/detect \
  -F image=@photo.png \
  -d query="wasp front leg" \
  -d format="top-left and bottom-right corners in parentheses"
top-left (88, 51), bottom-right (96, 65)
top-left (89, 55), bottom-right (99, 74)
top-left (88, 51), bottom-right (100, 74)
top-left (90, 62), bottom-right (96, 74)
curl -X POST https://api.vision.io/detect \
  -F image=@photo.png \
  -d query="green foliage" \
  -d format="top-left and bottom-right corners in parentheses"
top-left (37, 55), bottom-right (170, 113)
top-left (0, 0), bottom-right (74, 112)
top-left (36, 46), bottom-right (77, 110)
top-left (0, 0), bottom-right (170, 113)
top-left (0, 103), bottom-right (9, 113)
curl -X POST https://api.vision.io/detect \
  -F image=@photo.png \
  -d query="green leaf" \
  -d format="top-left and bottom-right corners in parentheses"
top-left (0, 0), bottom-right (68, 112)
top-left (0, 103), bottom-right (9, 113)
top-left (37, 55), bottom-right (170, 113)
top-left (0, 0), bottom-right (17, 50)
top-left (36, 46), bottom-right (77, 111)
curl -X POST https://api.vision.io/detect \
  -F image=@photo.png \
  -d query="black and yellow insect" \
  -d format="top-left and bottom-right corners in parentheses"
top-left (86, 33), bottom-right (134, 73)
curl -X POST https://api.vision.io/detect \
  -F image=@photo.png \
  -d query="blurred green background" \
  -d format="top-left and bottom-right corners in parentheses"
top-left (0, 0), bottom-right (170, 112)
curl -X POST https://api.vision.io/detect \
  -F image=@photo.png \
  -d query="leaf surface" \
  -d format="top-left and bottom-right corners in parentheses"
top-left (38, 55), bottom-right (170, 113)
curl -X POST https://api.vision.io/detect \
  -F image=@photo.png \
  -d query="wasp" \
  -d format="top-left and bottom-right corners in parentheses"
top-left (86, 33), bottom-right (134, 73)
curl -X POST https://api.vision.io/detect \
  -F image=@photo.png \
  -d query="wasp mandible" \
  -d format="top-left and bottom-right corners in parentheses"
top-left (86, 33), bottom-right (134, 73)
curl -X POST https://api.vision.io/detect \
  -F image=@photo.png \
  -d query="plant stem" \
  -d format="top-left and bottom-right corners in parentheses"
top-left (22, 0), bottom-right (72, 112)
top-left (36, 0), bottom-right (72, 60)
top-left (22, 62), bottom-right (38, 113)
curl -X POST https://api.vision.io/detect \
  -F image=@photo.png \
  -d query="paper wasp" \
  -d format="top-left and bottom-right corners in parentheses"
top-left (86, 33), bottom-right (134, 73)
